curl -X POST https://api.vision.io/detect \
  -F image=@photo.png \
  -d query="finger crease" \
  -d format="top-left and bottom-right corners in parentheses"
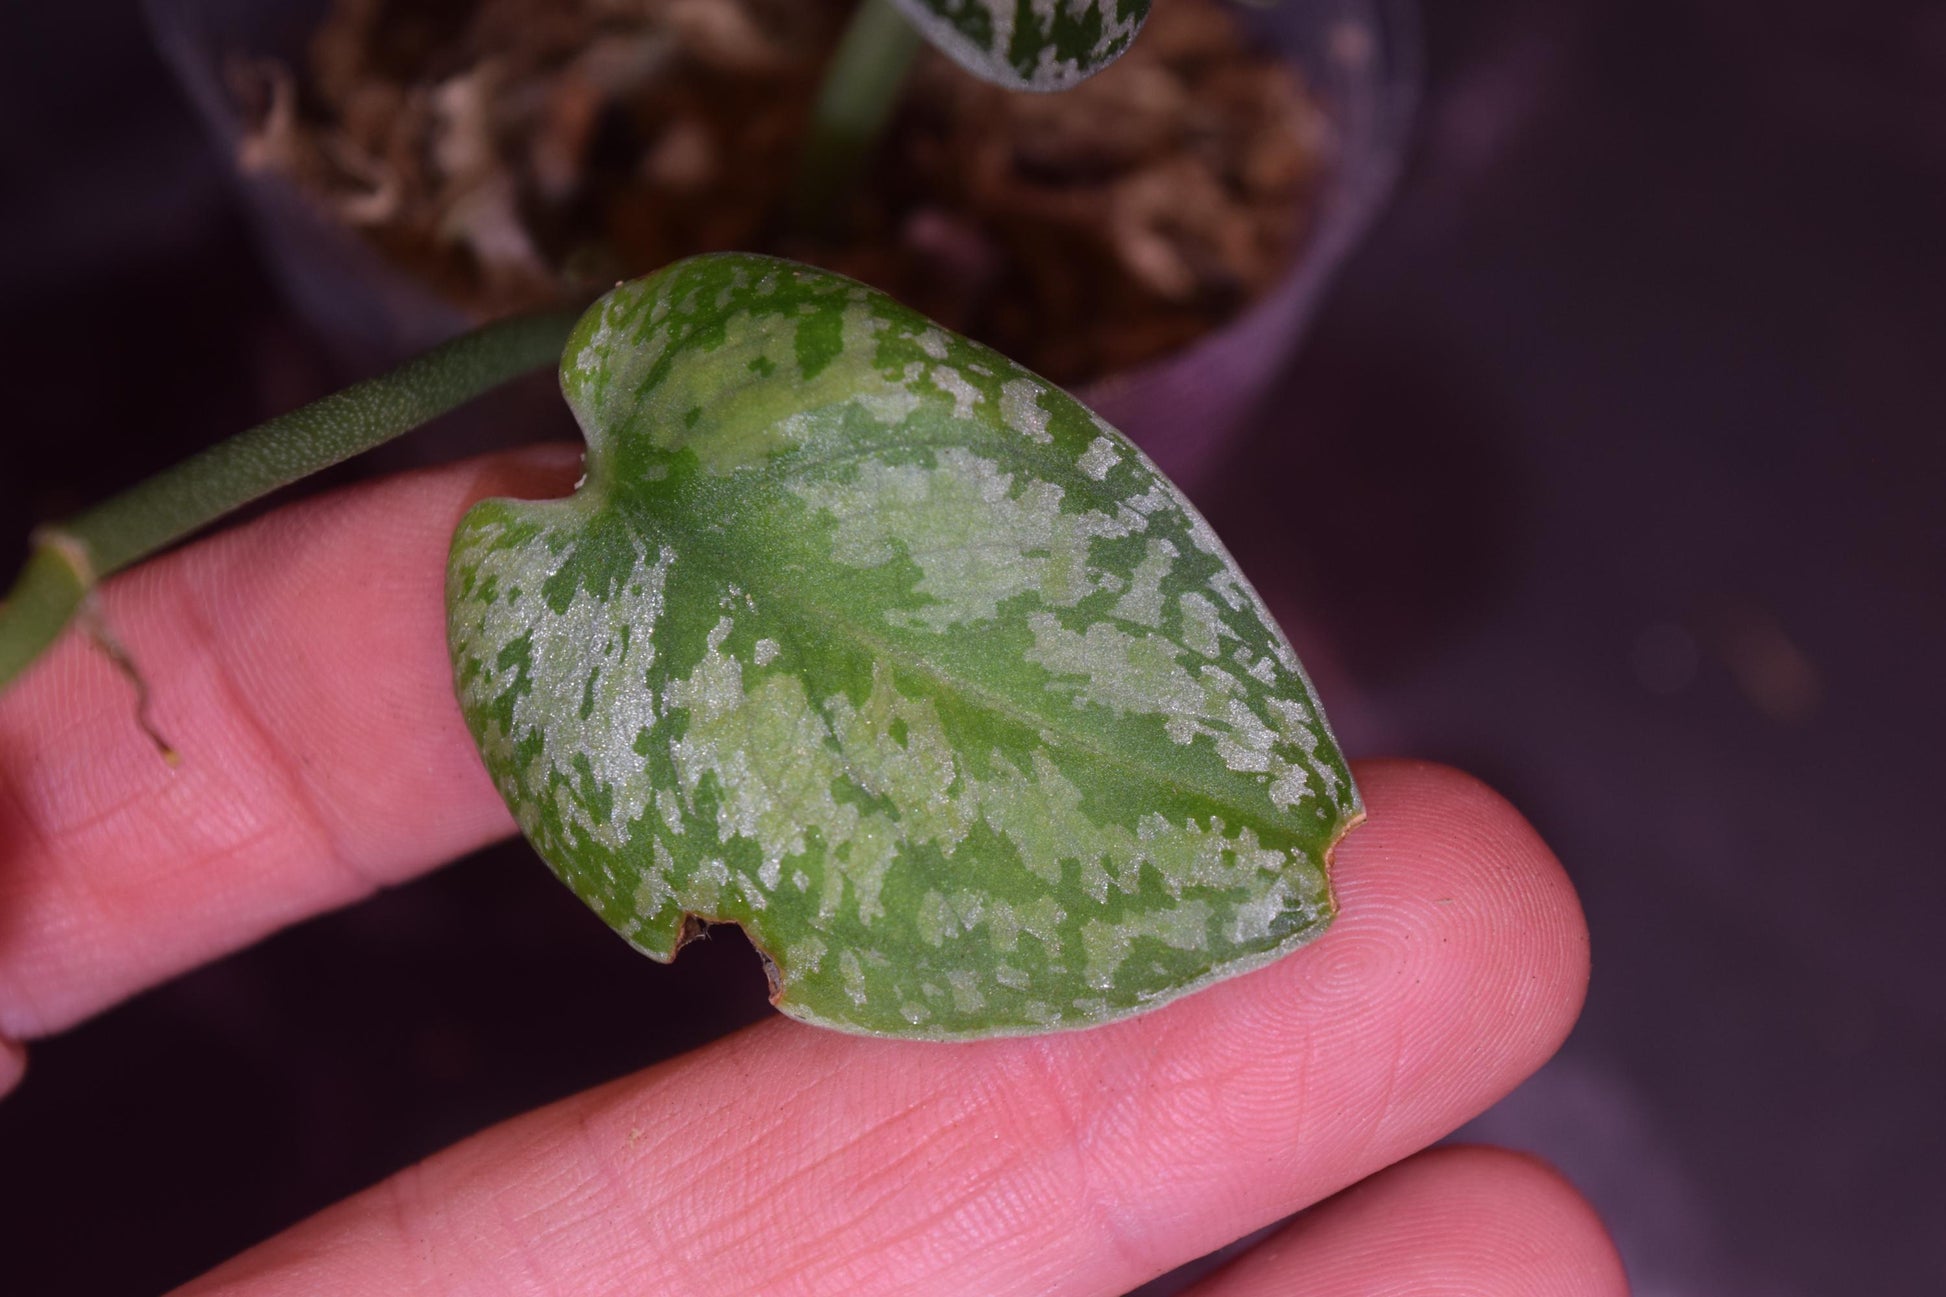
top-left (178, 584), bottom-right (375, 899)
top-left (1019, 1040), bottom-right (1156, 1284)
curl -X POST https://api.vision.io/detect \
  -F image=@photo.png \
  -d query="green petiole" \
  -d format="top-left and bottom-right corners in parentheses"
top-left (0, 308), bottom-right (578, 689)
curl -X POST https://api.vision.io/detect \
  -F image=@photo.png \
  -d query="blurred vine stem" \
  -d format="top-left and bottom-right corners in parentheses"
top-left (792, 0), bottom-right (924, 232)
top-left (0, 308), bottom-right (578, 692)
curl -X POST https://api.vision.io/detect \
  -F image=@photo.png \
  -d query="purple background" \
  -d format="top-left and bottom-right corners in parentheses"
top-left (1, 1), bottom-right (1941, 1292)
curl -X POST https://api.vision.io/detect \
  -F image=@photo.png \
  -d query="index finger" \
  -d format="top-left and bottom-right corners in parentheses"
top-left (0, 447), bottom-right (581, 1045)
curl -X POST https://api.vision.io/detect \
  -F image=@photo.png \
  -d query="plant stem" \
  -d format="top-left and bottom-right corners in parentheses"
top-left (792, 0), bottom-right (923, 234)
top-left (0, 307), bottom-right (579, 690)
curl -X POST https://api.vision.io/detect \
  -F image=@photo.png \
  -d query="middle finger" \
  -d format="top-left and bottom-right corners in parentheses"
top-left (179, 761), bottom-right (1587, 1297)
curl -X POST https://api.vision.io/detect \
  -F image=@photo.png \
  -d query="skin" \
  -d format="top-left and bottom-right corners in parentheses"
top-left (0, 449), bottom-right (1626, 1295)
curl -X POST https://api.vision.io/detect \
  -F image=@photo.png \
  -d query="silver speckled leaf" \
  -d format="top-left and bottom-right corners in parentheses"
top-left (447, 254), bottom-right (1360, 1039)
top-left (892, 0), bottom-right (1151, 92)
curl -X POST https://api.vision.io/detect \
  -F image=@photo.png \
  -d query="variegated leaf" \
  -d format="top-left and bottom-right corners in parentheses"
top-left (447, 253), bottom-right (1359, 1039)
top-left (891, 0), bottom-right (1151, 92)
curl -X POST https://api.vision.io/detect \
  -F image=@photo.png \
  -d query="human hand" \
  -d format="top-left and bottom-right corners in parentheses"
top-left (0, 449), bottom-right (1624, 1294)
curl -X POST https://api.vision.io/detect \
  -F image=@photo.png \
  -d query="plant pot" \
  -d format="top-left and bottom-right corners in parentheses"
top-left (145, 0), bottom-right (1418, 495)
top-left (1072, 0), bottom-right (1418, 493)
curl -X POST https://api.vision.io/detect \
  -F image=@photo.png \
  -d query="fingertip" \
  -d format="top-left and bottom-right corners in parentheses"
top-left (1337, 758), bottom-right (1592, 1062)
top-left (1343, 758), bottom-right (1560, 883)
top-left (1200, 1144), bottom-right (1628, 1297)
top-left (1423, 1144), bottom-right (1624, 1273)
